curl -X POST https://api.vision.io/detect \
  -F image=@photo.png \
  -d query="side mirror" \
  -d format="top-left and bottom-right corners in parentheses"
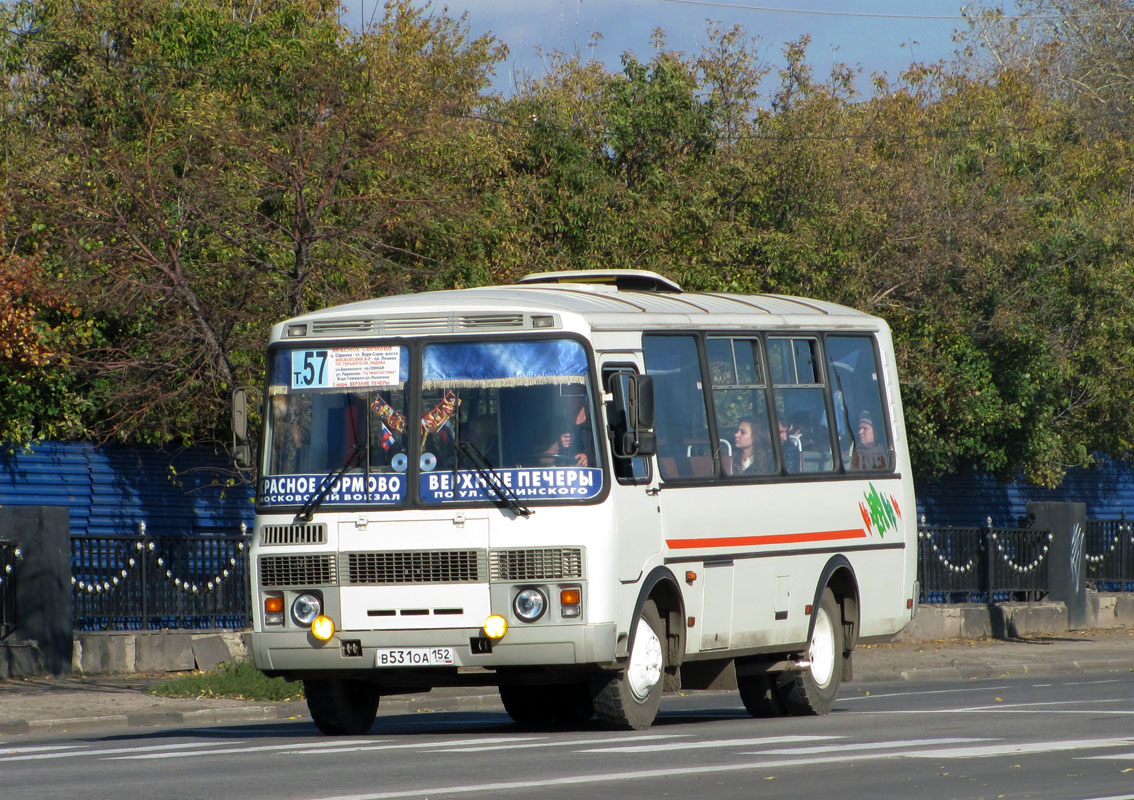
top-left (609, 372), bottom-right (657, 458)
top-left (231, 388), bottom-right (253, 472)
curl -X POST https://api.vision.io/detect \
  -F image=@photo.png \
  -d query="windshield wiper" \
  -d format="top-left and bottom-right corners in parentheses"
top-left (456, 441), bottom-right (533, 518)
top-left (295, 443), bottom-right (363, 523)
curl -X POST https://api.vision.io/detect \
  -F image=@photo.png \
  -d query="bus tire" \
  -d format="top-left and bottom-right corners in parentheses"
top-left (776, 588), bottom-right (843, 716)
top-left (737, 672), bottom-right (787, 717)
top-left (592, 599), bottom-right (666, 730)
top-left (304, 678), bottom-right (380, 735)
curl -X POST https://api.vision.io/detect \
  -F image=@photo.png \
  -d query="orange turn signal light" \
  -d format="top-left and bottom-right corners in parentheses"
top-left (560, 588), bottom-right (581, 606)
top-left (264, 596), bottom-right (284, 614)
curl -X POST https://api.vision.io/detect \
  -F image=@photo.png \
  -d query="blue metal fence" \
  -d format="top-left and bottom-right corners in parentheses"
top-left (917, 519), bottom-right (1052, 604)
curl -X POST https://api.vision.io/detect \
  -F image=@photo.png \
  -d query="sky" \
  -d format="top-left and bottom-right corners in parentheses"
top-left (341, 0), bottom-right (1005, 96)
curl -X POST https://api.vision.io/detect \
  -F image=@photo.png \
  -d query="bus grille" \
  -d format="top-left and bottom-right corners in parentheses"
top-left (345, 550), bottom-right (485, 585)
top-left (260, 523), bottom-right (327, 546)
top-left (259, 554), bottom-right (337, 587)
top-left (490, 548), bottom-right (584, 581)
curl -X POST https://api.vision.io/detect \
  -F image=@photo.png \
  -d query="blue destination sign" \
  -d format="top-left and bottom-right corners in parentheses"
top-left (260, 473), bottom-right (406, 507)
top-left (421, 468), bottom-right (602, 503)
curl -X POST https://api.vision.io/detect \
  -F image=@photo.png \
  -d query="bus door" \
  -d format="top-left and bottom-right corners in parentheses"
top-left (601, 360), bottom-right (662, 584)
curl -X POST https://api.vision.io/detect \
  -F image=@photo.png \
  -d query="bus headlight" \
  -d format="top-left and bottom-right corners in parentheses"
top-left (291, 593), bottom-right (323, 627)
top-left (513, 587), bottom-right (547, 622)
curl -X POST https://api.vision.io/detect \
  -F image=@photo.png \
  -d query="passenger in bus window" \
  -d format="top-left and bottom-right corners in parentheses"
top-left (538, 417), bottom-right (577, 466)
top-left (851, 411), bottom-right (888, 470)
top-left (733, 419), bottom-right (772, 475)
top-left (780, 420), bottom-right (803, 473)
top-left (563, 394), bottom-right (593, 467)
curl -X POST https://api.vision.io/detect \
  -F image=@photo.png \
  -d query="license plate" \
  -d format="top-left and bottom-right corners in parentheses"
top-left (375, 647), bottom-right (455, 667)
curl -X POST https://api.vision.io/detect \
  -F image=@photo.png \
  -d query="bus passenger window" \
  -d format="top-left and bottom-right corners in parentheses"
top-left (643, 335), bottom-right (712, 481)
top-left (826, 335), bottom-right (893, 472)
top-left (769, 336), bottom-right (834, 474)
top-left (708, 337), bottom-right (776, 478)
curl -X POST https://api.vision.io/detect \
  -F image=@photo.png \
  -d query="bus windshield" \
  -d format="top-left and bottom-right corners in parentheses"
top-left (259, 338), bottom-right (603, 510)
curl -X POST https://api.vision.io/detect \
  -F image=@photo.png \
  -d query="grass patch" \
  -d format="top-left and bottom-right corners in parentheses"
top-left (149, 660), bottom-right (303, 702)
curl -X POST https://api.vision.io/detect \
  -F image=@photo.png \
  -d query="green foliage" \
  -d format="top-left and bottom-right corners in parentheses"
top-left (149, 659), bottom-right (303, 701)
top-left (1, 0), bottom-right (1131, 488)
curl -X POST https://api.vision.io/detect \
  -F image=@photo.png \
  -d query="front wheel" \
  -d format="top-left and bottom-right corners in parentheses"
top-left (776, 588), bottom-right (844, 715)
top-left (304, 678), bottom-right (380, 735)
top-left (592, 599), bottom-right (666, 730)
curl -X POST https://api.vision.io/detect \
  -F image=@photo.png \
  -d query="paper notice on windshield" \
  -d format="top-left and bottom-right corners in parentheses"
top-left (291, 347), bottom-right (402, 389)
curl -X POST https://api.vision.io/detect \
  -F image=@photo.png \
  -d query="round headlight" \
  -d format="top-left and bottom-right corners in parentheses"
top-left (513, 587), bottom-right (547, 622)
top-left (291, 593), bottom-right (323, 626)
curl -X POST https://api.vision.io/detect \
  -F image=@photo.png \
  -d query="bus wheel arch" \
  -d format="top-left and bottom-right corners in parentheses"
top-left (774, 558), bottom-right (860, 717)
top-left (592, 567), bottom-right (685, 730)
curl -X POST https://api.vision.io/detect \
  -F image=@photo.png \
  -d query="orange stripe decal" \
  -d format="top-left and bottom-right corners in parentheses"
top-left (665, 528), bottom-right (868, 550)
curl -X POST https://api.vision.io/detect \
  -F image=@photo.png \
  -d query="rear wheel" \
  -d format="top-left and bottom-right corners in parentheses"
top-left (736, 671), bottom-right (786, 718)
top-left (776, 588), bottom-right (844, 715)
top-left (592, 599), bottom-right (666, 730)
top-left (304, 678), bottom-right (380, 735)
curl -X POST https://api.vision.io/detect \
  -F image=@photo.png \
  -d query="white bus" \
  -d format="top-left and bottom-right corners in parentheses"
top-left (235, 269), bottom-right (918, 734)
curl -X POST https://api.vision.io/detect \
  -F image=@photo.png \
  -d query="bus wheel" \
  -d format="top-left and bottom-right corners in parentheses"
top-left (304, 678), bottom-right (380, 735)
top-left (737, 672), bottom-right (786, 717)
top-left (776, 588), bottom-right (843, 715)
top-left (500, 683), bottom-right (594, 725)
top-left (592, 599), bottom-right (665, 730)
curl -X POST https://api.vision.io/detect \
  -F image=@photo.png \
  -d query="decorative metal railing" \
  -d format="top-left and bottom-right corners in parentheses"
top-left (70, 523), bottom-right (251, 631)
top-left (917, 517), bottom-right (1053, 603)
top-left (1084, 516), bottom-right (1134, 592)
top-left (0, 538), bottom-right (21, 638)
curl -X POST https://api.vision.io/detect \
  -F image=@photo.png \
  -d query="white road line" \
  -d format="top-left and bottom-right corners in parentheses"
top-left (901, 737), bottom-right (1134, 759)
top-left (433, 734), bottom-right (688, 753)
top-left (739, 737), bottom-right (988, 756)
top-left (0, 744), bottom-right (83, 755)
top-left (300, 736), bottom-right (1134, 800)
top-left (840, 686), bottom-right (1011, 702)
top-left (575, 735), bottom-right (836, 754)
top-left (0, 740), bottom-right (238, 762)
top-left (110, 736), bottom-right (540, 760)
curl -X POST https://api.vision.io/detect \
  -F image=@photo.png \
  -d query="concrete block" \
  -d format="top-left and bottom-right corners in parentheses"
top-left (960, 606), bottom-right (993, 639)
top-left (6, 639), bottom-right (48, 676)
top-left (1005, 603), bottom-right (1067, 636)
top-left (894, 605), bottom-right (962, 642)
top-left (74, 633), bottom-right (137, 675)
top-left (135, 632), bottom-right (195, 672)
top-left (1114, 594), bottom-right (1134, 628)
top-left (1088, 594), bottom-right (1118, 628)
top-left (191, 635), bottom-right (234, 672)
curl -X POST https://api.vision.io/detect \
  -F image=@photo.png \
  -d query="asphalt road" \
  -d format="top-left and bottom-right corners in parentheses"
top-left (4, 673), bottom-right (1134, 800)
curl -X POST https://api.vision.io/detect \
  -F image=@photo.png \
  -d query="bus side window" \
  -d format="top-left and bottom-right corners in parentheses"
top-left (826, 335), bottom-right (893, 472)
top-left (642, 335), bottom-right (713, 482)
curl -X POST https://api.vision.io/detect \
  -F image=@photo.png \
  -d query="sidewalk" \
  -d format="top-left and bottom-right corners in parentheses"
top-left (2, 628), bottom-right (1132, 738)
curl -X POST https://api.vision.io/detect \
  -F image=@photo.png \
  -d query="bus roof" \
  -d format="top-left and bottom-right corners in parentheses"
top-left (273, 270), bottom-right (885, 340)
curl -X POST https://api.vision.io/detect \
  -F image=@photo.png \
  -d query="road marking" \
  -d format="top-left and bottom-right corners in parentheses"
top-left (739, 737), bottom-right (988, 756)
top-left (300, 736), bottom-right (1134, 800)
top-left (575, 735), bottom-right (836, 754)
top-left (433, 734), bottom-right (688, 752)
top-left (0, 744), bottom-right (83, 755)
top-left (0, 740), bottom-right (237, 762)
top-left (109, 736), bottom-right (539, 760)
top-left (840, 686), bottom-right (1011, 702)
top-left (901, 737), bottom-right (1134, 759)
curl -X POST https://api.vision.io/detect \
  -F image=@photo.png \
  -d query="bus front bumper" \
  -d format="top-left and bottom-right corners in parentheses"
top-left (249, 622), bottom-right (618, 676)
